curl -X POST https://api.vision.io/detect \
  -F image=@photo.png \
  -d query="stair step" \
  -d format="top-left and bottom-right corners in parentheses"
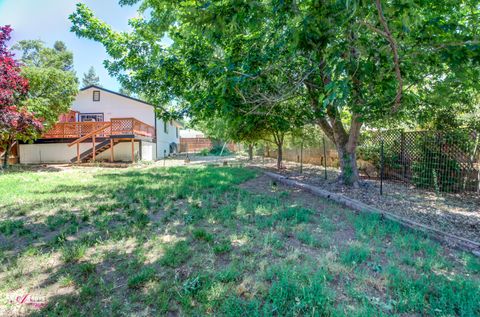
top-left (70, 139), bottom-right (113, 163)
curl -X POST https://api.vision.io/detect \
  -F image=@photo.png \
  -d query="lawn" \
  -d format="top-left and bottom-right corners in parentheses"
top-left (0, 165), bottom-right (479, 316)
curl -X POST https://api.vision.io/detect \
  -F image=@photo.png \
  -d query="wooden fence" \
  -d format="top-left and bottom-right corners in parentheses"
top-left (179, 137), bottom-right (240, 153)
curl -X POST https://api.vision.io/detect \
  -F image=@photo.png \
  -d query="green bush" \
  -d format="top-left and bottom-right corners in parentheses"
top-left (198, 148), bottom-right (210, 156)
top-left (412, 156), bottom-right (462, 192)
top-left (210, 144), bottom-right (231, 156)
top-left (411, 135), bottom-right (463, 192)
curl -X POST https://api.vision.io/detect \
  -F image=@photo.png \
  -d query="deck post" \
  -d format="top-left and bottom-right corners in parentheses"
top-left (110, 139), bottom-right (114, 162)
top-left (76, 143), bottom-right (80, 163)
top-left (92, 135), bottom-right (96, 162)
top-left (131, 138), bottom-right (135, 162)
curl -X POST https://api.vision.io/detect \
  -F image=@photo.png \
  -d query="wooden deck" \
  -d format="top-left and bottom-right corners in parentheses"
top-left (42, 118), bottom-right (155, 139)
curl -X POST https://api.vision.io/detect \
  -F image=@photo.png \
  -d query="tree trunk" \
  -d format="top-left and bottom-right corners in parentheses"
top-left (337, 143), bottom-right (360, 187)
top-left (2, 144), bottom-right (9, 169)
top-left (276, 142), bottom-right (283, 169)
top-left (248, 144), bottom-right (253, 160)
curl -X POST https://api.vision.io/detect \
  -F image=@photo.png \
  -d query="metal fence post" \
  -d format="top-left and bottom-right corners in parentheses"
top-left (300, 138), bottom-right (304, 173)
top-left (164, 149), bottom-right (167, 167)
top-left (401, 131), bottom-right (406, 179)
top-left (322, 137), bottom-right (327, 180)
top-left (380, 139), bottom-right (384, 195)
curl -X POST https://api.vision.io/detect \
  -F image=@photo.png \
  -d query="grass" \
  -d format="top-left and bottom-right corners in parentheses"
top-left (0, 165), bottom-right (478, 316)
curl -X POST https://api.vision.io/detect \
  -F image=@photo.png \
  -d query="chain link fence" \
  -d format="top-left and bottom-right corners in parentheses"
top-left (263, 128), bottom-right (480, 194)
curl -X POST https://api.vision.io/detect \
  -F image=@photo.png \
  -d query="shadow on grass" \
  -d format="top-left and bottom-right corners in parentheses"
top-left (0, 166), bottom-right (478, 316)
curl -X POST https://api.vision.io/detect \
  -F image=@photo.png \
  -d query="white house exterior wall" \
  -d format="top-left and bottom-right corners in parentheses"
top-left (19, 142), bottom-right (142, 164)
top-left (73, 88), bottom-right (156, 127)
top-left (156, 118), bottom-right (180, 158)
top-left (18, 87), bottom-right (185, 163)
top-left (140, 141), bottom-right (156, 161)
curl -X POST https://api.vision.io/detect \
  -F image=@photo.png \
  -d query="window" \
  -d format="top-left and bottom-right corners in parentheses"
top-left (163, 120), bottom-right (168, 134)
top-left (80, 113), bottom-right (104, 122)
top-left (93, 90), bottom-right (100, 101)
top-left (176, 127), bottom-right (179, 138)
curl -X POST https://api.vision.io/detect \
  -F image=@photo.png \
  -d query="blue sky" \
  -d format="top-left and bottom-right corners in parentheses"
top-left (0, 0), bottom-right (142, 91)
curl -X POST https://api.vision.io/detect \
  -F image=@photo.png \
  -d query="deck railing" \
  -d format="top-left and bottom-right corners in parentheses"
top-left (42, 118), bottom-right (155, 139)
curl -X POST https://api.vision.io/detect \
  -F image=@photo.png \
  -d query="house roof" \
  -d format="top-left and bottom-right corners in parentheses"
top-left (80, 85), bottom-right (183, 128)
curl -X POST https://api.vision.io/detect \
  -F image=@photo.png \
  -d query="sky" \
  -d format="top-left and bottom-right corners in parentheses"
top-left (0, 0), bottom-right (142, 91)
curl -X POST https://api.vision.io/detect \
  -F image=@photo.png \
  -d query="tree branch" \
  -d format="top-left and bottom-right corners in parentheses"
top-left (374, 0), bottom-right (403, 113)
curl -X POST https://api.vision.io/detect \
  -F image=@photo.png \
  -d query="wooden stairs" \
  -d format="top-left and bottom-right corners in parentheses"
top-left (70, 139), bottom-right (112, 163)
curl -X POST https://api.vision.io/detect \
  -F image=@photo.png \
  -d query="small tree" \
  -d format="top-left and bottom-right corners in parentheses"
top-left (0, 26), bottom-right (43, 168)
top-left (82, 66), bottom-right (100, 87)
top-left (14, 39), bottom-right (78, 128)
top-left (0, 106), bottom-right (43, 168)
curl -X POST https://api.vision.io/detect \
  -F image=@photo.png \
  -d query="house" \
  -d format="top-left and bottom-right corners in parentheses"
top-left (18, 85), bottom-right (181, 164)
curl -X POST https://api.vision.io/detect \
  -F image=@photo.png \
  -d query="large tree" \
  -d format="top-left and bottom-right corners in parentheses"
top-left (0, 26), bottom-right (43, 168)
top-left (70, 1), bottom-right (480, 186)
top-left (14, 39), bottom-right (78, 128)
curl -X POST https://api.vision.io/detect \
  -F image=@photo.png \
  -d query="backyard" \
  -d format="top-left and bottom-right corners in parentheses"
top-left (0, 165), bottom-right (479, 316)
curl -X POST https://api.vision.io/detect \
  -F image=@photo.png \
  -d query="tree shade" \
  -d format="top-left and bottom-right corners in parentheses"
top-left (70, 0), bottom-right (480, 185)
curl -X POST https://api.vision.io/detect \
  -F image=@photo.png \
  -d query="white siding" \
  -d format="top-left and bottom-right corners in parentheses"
top-left (140, 141), bottom-right (156, 161)
top-left (73, 88), bottom-right (156, 127)
top-left (156, 119), bottom-right (180, 158)
top-left (19, 87), bottom-right (185, 163)
top-left (19, 142), bottom-right (143, 164)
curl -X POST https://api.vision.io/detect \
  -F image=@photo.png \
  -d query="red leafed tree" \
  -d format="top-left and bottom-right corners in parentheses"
top-left (0, 25), bottom-right (43, 168)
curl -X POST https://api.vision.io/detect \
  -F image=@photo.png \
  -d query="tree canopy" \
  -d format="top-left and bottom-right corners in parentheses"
top-left (82, 66), bottom-right (100, 87)
top-left (14, 39), bottom-right (78, 128)
top-left (70, 0), bottom-right (480, 185)
top-left (0, 26), bottom-right (43, 168)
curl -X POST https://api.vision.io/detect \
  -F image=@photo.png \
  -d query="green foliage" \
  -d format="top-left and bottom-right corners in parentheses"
top-left (198, 148), bottom-right (209, 156)
top-left (192, 228), bottom-right (213, 243)
top-left (69, 0), bottom-right (480, 185)
top-left (14, 39), bottom-right (78, 127)
top-left (13, 40), bottom-right (74, 71)
top-left (82, 66), bottom-right (100, 87)
top-left (61, 244), bottom-right (87, 263)
top-left (411, 135), bottom-right (464, 192)
top-left (209, 144), bottom-right (231, 156)
top-left (0, 219), bottom-right (25, 235)
top-left (182, 275), bottom-right (202, 295)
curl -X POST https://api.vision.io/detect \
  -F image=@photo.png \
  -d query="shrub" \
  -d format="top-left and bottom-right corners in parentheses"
top-left (199, 148), bottom-right (210, 156)
top-left (210, 144), bottom-right (231, 156)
